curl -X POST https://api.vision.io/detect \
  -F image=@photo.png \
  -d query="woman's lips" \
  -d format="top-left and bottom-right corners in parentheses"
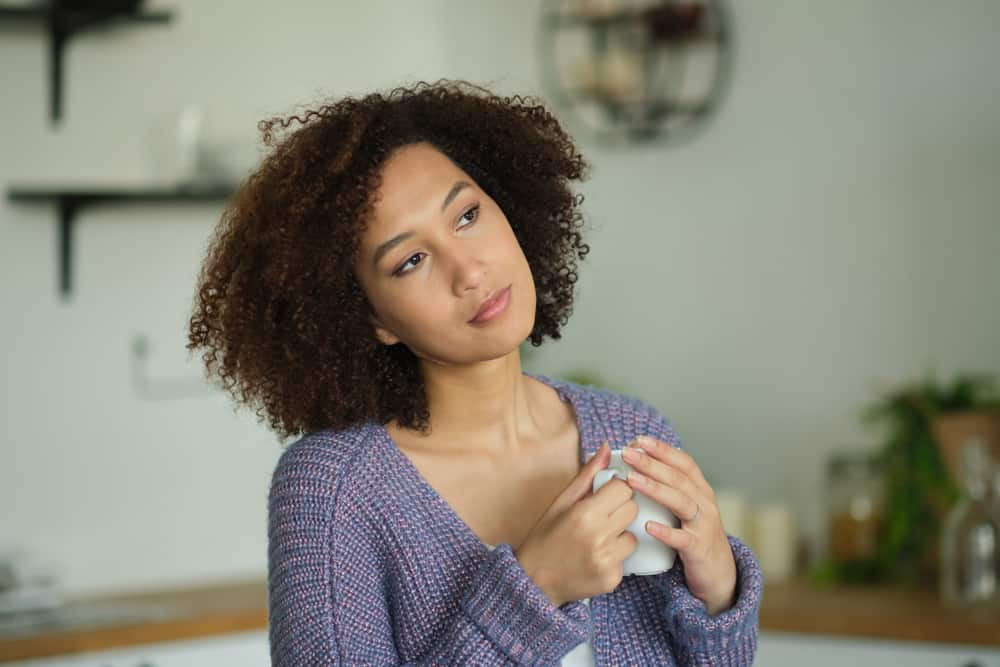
top-left (469, 285), bottom-right (512, 324)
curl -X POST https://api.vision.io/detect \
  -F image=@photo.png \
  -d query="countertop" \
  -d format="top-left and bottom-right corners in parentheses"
top-left (759, 578), bottom-right (1000, 646)
top-left (0, 579), bottom-right (266, 663)
top-left (1, 577), bottom-right (998, 662)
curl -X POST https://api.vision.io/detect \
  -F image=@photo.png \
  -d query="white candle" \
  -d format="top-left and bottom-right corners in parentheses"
top-left (750, 502), bottom-right (797, 583)
top-left (715, 489), bottom-right (748, 541)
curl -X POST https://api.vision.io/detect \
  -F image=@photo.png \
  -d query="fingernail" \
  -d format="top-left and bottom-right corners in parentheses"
top-left (637, 435), bottom-right (656, 448)
top-left (589, 442), bottom-right (607, 462)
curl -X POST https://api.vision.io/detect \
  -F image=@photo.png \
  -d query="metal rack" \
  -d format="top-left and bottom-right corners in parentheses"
top-left (537, 0), bottom-right (733, 146)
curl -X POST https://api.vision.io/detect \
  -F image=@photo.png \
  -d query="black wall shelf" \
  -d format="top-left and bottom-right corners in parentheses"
top-left (7, 185), bottom-right (235, 299)
top-left (0, 3), bottom-right (173, 125)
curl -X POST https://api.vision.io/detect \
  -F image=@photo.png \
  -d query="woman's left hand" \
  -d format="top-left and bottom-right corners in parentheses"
top-left (621, 435), bottom-right (737, 615)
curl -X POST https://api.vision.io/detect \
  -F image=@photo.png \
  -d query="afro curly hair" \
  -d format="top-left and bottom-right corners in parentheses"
top-left (186, 79), bottom-right (592, 442)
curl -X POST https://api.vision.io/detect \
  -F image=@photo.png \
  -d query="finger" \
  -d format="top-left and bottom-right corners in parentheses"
top-left (632, 436), bottom-right (712, 490)
top-left (622, 446), bottom-right (704, 505)
top-left (584, 477), bottom-right (634, 516)
top-left (607, 498), bottom-right (639, 535)
top-left (645, 519), bottom-right (696, 552)
top-left (626, 469), bottom-right (702, 525)
top-left (633, 436), bottom-right (714, 497)
top-left (558, 441), bottom-right (611, 509)
top-left (614, 528), bottom-right (639, 561)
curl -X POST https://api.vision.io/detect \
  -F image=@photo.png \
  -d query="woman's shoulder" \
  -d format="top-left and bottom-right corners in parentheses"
top-left (275, 421), bottom-right (377, 468)
top-left (531, 372), bottom-right (684, 448)
top-left (268, 421), bottom-right (385, 504)
top-left (531, 371), bottom-right (664, 416)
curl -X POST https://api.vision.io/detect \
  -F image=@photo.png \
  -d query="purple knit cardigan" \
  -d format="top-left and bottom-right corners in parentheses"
top-left (267, 372), bottom-right (763, 665)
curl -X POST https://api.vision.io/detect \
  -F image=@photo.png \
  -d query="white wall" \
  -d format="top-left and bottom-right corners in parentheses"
top-left (1, 0), bottom-right (997, 596)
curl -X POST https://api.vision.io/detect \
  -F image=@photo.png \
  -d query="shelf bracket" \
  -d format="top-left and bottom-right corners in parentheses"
top-left (0, 4), bottom-right (173, 125)
top-left (57, 196), bottom-right (77, 297)
top-left (7, 185), bottom-right (235, 301)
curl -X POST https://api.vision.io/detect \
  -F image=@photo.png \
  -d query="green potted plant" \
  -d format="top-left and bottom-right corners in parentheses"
top-left (931, 405), bottom-right (1000, 489)
top-left (810, 370), bottom-right (1000, 589)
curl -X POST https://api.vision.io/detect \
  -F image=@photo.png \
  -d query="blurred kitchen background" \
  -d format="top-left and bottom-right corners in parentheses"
top-left (1, 0), bottom-right (998, 664)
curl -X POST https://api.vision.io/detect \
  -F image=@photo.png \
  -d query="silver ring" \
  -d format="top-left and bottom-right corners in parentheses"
top-left (687, 503), bottom-right (701, 522)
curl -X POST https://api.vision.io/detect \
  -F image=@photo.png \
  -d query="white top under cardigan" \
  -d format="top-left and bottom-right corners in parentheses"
top-left (485, 543), bottom-right (593, 666)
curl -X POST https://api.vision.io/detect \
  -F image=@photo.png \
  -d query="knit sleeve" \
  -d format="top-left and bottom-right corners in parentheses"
top-left (635, 400), bottom-right (763, 666)
top-left (267, 438), bottom-right (590, 666)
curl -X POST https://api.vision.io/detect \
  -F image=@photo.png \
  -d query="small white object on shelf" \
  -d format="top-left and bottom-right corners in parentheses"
top-left (750, 502), bottom-right (797, 583)
top-left (0, 548), bottom-right (64, 615)
top-left (715, 489), bottom-right (748, 541)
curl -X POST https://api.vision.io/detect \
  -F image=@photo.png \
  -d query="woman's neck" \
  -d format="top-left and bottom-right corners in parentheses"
top-left (394, 352), bottom-right (553, 458)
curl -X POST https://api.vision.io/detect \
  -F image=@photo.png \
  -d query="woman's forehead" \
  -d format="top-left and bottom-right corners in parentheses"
top-left (369, 147), bottom-right (471, 225)
top-left (357, 144), bottom-right (475, 261)
top-left (377, 144), bottom-right (465, 201)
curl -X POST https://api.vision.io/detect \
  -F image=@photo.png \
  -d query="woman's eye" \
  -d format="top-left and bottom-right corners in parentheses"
top-left (458, 204), bottom-right (480, 228)
top-left (392, 205), bottom-right (480, 277)
top-left (393, 253), bottom-right (424, 277)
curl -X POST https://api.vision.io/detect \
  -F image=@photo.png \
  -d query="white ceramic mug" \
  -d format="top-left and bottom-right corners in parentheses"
top-left (593, 448), bottom-right (679, 575)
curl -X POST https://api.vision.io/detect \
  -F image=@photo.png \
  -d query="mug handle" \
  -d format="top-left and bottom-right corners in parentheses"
top-left (593, 467), bottom-right (625, 493)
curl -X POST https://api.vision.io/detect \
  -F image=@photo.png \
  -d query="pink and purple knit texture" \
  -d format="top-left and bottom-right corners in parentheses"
top-left (267, 372), bottom-right (762, 665)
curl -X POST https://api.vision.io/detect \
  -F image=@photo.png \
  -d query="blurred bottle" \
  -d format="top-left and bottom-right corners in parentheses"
top-left (992, 464), bottom-right (1000, 522)
top-left (939, 438), bottom-right (1000, 612)
top-left (826, 451), bottom-right (884, 576)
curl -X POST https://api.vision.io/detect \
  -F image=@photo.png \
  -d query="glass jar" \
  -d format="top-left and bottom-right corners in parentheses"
top-left (939, 438), bottom-right (1000, 612)
top-left (826, 451), bottom-right (885, 565)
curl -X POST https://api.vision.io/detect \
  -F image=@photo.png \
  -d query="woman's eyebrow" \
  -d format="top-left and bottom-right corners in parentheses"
top-left (440, 180), bottom-right (471, 213)
top-left (371, 180), bottom-right (471, 267)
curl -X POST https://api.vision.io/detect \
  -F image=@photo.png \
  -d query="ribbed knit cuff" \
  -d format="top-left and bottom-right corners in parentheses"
top-left (461, 542), bottom-right (590, 666)
top-left (661, 535), bottom-right (762, 665)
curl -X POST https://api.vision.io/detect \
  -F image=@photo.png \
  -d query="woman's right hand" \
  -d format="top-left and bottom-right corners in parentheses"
top-left (514, 442), bottom-right (640, 608)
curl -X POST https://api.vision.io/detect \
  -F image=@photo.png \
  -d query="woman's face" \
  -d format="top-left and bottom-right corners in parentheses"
top-left (353, 142), bottom-right (536, 366)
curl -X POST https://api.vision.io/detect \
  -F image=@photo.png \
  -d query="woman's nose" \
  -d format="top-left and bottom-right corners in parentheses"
top-left (451, 250), bottom-right (487, 296)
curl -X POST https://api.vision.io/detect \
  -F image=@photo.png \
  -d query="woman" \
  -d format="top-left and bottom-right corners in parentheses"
top-left (187, 79), bottom-right (762, 665)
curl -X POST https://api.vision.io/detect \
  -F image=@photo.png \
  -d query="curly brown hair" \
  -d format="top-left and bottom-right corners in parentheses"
top-left (186, 79), bottom-right (592, 442)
